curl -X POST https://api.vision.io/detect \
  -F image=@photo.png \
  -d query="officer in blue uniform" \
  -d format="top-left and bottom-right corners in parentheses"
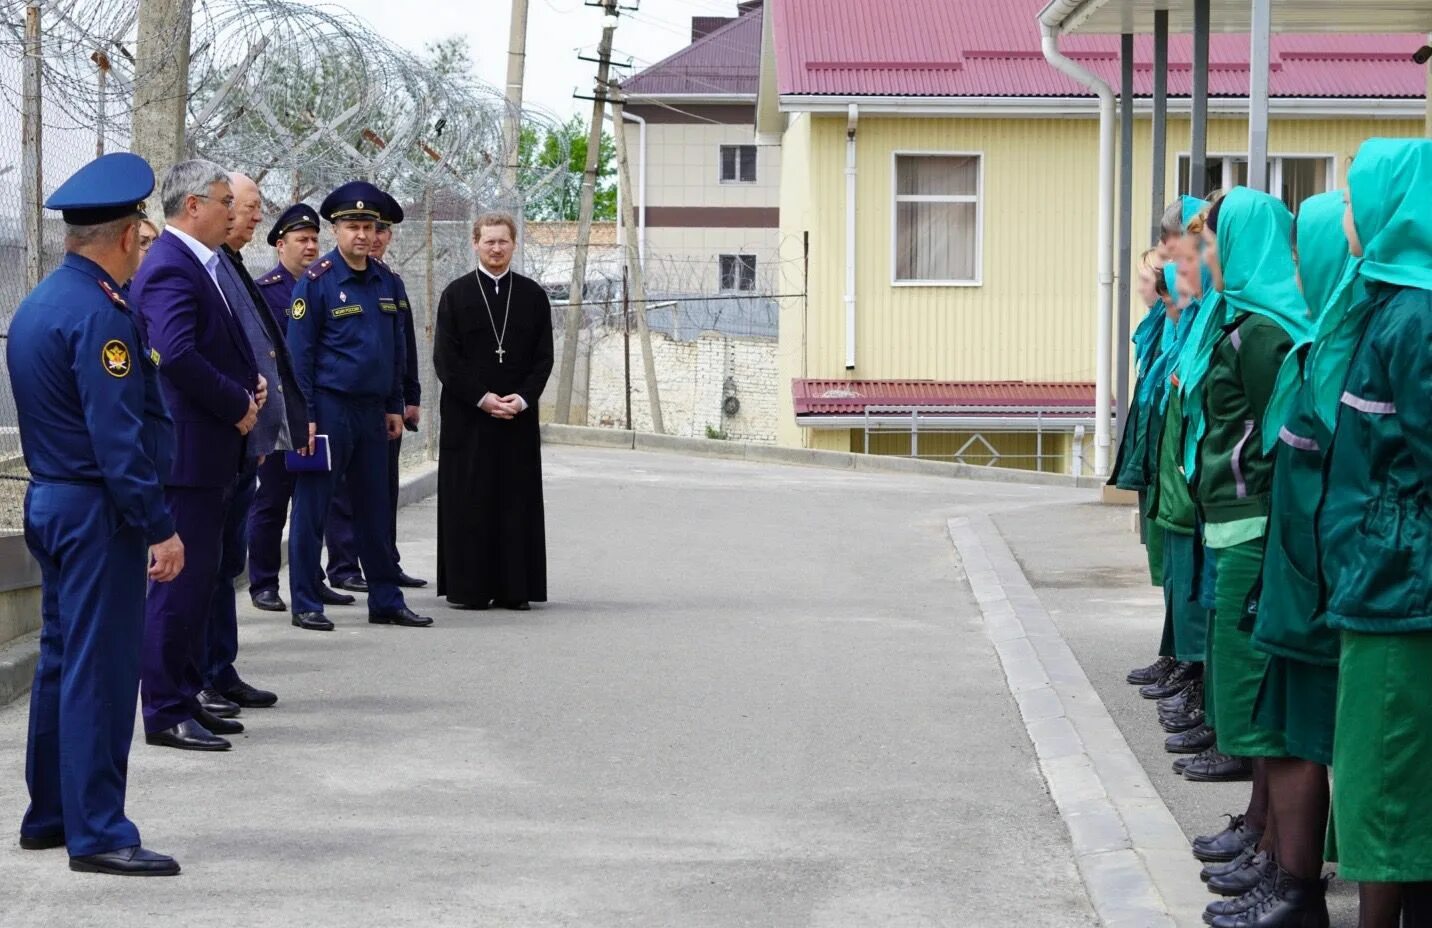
top-left (7, 153), bottom-right (182, 876)
top-left (285, 181), bottom-right (433, 630)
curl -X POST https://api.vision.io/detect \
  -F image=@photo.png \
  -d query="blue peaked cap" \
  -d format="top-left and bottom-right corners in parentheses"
top-left (44, 152), bottom-right (154, 225)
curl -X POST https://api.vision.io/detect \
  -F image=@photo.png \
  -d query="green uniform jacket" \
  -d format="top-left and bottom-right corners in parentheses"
top-left (1150, 389), bottom-right (1196, 535)
top-left (1111, 327), bottom-right (1165, 491)
top-left (1319, 283), bottom-right (1432, 633)
top-left (1252, 364), bottom-right (1338, 666)
top-left (1195, 313), bottom-right (1293, 525)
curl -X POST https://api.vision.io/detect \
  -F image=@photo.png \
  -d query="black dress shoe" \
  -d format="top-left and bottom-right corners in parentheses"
top-left (1208, 851), bottom-right (1274, 897)
top-left (223, 681), bottom-right (278, 708)
top-left (316, 582), bottom-right (356, 606)
top-left (1203, 845), bottom-right (1258, 882)
top-left (1184, 750), bottom-right (1254, 783)
top-left (195, 708), bottom-right (244, 736)
top-left (1140, 660), bottom-right (1201, 699)
top-left (292, 611), bottom-right (335, 632)
top-left (1160, 679), bottom-right (1204, 716)
top-left (1204, 873), bottom-right (1275, 924)
top-left (1162, 707), bottom-right (1206, 733)
top-left (19, 832), bottom-right (65, 850)
top-left (1167, 722), bottom-right (1218, 755)
top-left (69, 845), bottom-right (180, 876)
top-left (145, 719), bottom-right (231, 752)
top-left (1194, 813), bottom-right (1263, 863)
top-left (1128, 655), bottom-right (1177, 686)
top-left (369, 606), bottom-right (433, 627)
top-left (250, 588), bottom-right (286, 612)
top-left (1210, 867), bottom-right (1329, 928)
top-left (197, 688), bottom-right (241, 718)
top-left (395, 571), bottom-right (428, 588)
top-left (334, 576), bottom-right (369, 593)
top-left (500, 600), bottom-right (532, 611)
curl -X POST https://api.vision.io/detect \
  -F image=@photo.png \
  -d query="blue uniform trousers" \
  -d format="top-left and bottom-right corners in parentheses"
top-left (288, 393), bottom-right (404, 616)
top-left (247, 453), bottom-right (293, 594)
top-left (142, 483), bottom-right (231, 732)
top-left (22, 482), bottom-right (146, 857)
top-left (206, 462), bottom-right (257, 692)
top-left (324, 479), bottom-right (362, 583)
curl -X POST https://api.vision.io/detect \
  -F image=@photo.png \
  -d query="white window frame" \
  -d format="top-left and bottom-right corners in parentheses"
top-left (718, 144), bottom-right (758, 184)
top-left (890, 150), bottom-right (985, 288)
top-left (1174, 152), bottom-right (1338, 203)
top-left (718, 253), bottom-right (757, 293)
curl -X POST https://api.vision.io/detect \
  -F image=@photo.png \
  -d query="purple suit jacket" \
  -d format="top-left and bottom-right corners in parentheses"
top-left (131, 230), bottom-right (259, 488)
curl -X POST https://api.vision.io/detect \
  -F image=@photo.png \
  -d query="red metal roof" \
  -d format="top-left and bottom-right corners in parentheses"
top-left (772, 0), bottom-right (1426, 98)
top-left (792, 379), bottom-right (1098, 415)
top-left (621, 7), bottom-right (764, 97)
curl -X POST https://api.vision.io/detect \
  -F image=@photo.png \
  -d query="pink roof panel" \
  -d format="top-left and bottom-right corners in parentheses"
top-left (792, 380), bottom-right (1099, 415)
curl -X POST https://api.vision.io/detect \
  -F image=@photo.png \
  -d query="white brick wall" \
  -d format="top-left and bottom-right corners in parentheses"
top-left (585, 329), bottom-right (779, 443)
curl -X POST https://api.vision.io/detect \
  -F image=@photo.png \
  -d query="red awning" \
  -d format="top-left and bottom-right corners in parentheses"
top-left (792, 379), bottom-right (1098, 416)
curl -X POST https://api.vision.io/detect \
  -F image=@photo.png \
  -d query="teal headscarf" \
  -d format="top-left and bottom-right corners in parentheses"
top-left (1262, 190), bottom-right (1364, 450)
top-left (1140, 263), bottom-right (1185, 410)
top-left (1181, 195), bottom-right (1207, 227)
top-left (1305, 138), bottom-right (1432, 430)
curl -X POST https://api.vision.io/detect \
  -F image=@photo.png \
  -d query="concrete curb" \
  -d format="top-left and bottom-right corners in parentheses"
top-left (543, 423), bottom-right (1104, 489)
top-left (0, 462), bottom-right (443, 708)
top-left (948, 513), bottom-right (1206, 928)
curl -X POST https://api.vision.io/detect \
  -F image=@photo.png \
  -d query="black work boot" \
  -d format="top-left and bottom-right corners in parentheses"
top-left (1183, 750), bottom-right (1254, 783)
top-left (1128, 655), bottom-right (1177, 686)
top-left (1174, 741), bottom-right (1219, 774)
top-left (1210, 866), bottom-right (1329, 927)
top-left (1159, 677), bottom-right (1204, 716)
top-left (1162, 705), bottom-right (1207, 733)
top-left (1204, 867), bottom-right (1275, 925)
top-left (1168, 722), bottom-right (1218, 755)
top-left (1141, 660), bottom-right (1201, 699)
top-left (1208, 850), bottom-right (1275, 897)
top-left (1194, 813), bottom-right (1263, 863)
top-left (1203, 846), bottom-right (1258, 882)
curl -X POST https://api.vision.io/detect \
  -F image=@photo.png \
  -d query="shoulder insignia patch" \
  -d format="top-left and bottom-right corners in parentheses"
top-left (290, 298), bottom-right (307, 320)
top-left (397, 299), bottom-right (410, 311)
top-left (102, 339), bottom-right (132, 378)
top-left (97, 279), bottom-right (128, 309)
top-left (379, 300), bottom-right (397, 314)
top-left (305, 258), bottom-right (334, 281)
top-left (258, 273), bottom-right (283, 286)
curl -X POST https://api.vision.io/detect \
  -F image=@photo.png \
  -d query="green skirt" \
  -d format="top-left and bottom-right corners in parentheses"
top-left (1162, 530), bottom-right (1207, 662)
top-left (1145, 517), bottom-right (1166, 588)
top-left (1210, 540), bottom-right (1285, 758)
top-left (1331, 630), bottom-right (1432, 882)
top-left (1252, 656), bottom-right (1336, 766)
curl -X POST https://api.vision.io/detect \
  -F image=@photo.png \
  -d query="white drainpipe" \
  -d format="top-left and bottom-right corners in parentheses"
top-left (1039, 12), bottom-right (1115, 476)
top-left (621, 108), bottom-right (648, 268)
top-left (844, 102), bottom-right (858, 370)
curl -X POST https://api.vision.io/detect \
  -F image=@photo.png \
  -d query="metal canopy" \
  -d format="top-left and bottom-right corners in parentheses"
top-left (1047, 0), bottom-right (1432, 34)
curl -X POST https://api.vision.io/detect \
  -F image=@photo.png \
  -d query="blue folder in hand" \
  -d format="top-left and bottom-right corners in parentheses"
top-left (284, 434), bottom-right (332, 473)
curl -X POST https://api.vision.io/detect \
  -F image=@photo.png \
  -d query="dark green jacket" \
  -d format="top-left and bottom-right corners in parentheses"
top-left (1111, 327), bottom-right (1165, 491)
top-left (1319, 283), bottom-right (1432, 634)
top-left (1252, 363), bottom-right (1338, 666)
top-left (1150, 389), bottom-right (1196, 535)
top-left (1195, 313), bottom-right (1293, 524)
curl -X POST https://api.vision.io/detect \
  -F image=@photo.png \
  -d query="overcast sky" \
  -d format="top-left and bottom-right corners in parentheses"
top-left (305, 0), bottom-right (744, 120)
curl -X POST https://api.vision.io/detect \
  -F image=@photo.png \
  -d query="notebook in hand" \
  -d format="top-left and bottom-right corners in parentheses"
top-left (284, 434), bottom-right (331, 473)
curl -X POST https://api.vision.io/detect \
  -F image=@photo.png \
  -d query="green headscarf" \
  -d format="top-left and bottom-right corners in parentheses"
top-left (1262, 190), bottom-right (1364, 450)
top-left (1305, 138), bottom-right (1432, 429)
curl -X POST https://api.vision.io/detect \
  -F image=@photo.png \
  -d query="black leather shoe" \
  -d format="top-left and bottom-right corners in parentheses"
top-left (395, 571), bottom-right (428, 588)
top-left (448, 598), bottom-right (491, 610)
top-left (1167, 722), bottom-right (1218, 755)
top-left (1128, 655), bottom-right (1176, 686)
top-left (1184, 750), bottom-right (1254, 783)
top-left (1203, 846), bottom-right (1258, 882)
top-left (369, 606), bottom-right (433, 627)
top-left (1208, 851), bottom-right (1274, 897)
top-left (145, 719), bottom-right (231, 752)
top-left (1140, 660), bottom-right (1201, 699)
top-left (500, 600), bottom-right (532, 611)
top-left (19, 832), bottom-right (65, 850)
top-left (334, 576), bottom-right (369, 593)
top-left (197, 688), bottom-right (241, 718)
top-left (195, 708), bottom-right (244, 736)
top-left (292, 611), bottom-right (335, 632)
top-left (316, 582), bottom-right (356, 606)
top-left (1162, 709), bottom-right (1206, 734)
top-left (1210, 867), bottom-right (1329, 928)
top-left (1194, 813), bottom-right (1263, 863)
top-left (1204, 873), bottom-right (1275, 924)
top-left (69, 845), bottom-right (180, 876)
top-left (223, 681), bottom-right (277, 708)
top-left (250, 588), bottom-right (286, 612)
top-left (1160, 679), bottom-right (1204, 717)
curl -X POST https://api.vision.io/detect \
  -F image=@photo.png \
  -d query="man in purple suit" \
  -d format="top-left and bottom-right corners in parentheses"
top-left (132, 160), bottom-right (262, 752)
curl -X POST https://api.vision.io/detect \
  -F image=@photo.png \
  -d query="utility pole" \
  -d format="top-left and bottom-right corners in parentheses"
top-left (502, 0), bottom-right (530, 270)
top-left (554, 0), bottom-right (619, 425)
top-left (21, 2), bottom-right (42, 289)
top-left (611, 89), bottom-right (664, 434)
top-left (133, 0), bottom-right (195, 218)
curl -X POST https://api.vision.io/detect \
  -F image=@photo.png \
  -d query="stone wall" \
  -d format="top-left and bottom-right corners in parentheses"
top-left (585, 328), bottom-right (779, 443)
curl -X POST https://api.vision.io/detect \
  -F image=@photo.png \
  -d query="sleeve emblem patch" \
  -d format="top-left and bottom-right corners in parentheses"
top-left (290, 298), bottom-right (307, 320)
top-left (102, 339), bottom-right (132, 378)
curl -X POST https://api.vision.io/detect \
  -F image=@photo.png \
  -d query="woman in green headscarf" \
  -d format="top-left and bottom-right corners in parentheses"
top-left (1317, 137), bottom-right (1432, 928)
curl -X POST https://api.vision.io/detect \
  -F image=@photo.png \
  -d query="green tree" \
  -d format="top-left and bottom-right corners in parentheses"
top-left (520, 115), bottom-right (616, 222)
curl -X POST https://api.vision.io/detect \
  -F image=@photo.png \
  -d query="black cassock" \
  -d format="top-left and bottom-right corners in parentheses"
top-left (433, 269), bottom-right (554, 605)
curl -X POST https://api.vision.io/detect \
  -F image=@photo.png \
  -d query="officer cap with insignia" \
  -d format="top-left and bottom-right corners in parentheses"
top-left (320, 180), bottom-right (385, 224)
top-left (374, 190), bottom-right (405, 231)
top-left (44, 152), bottom-right (154, 226)
top-left (266, 202), bottom-right (321, 247)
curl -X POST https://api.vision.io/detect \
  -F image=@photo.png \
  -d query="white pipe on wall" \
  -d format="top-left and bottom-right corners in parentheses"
top-left (1038, 19), bottom-right (1115, 476)
top-left (844, 102), bottom-right (858, 370)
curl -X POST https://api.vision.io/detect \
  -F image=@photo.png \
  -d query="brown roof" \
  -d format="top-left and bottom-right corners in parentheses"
top-left (621, 5), bottom-right (763, 97)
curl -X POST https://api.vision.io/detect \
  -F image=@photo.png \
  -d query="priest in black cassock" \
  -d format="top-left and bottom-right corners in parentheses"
top-left (433, 212), bottom-right (553, 610)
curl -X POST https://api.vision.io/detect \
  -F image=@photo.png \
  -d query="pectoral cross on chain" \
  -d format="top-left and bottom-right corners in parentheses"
top-left (495, 346), bottom-right (506, 363)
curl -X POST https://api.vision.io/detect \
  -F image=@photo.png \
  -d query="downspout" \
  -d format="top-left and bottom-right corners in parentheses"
top-left (1039, 13), bottom-right (1115, 476)
top-left (844, 102), bottom-right (858, 370)
top-left (624, 109), bottom-right (648, 267)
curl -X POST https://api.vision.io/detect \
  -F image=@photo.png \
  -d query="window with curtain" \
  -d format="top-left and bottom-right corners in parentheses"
top-left (719, 254), bottom-right (756, 292)
top-left (1176, 154), bottom-right (1332, 210)
top-left (894, 154), bottom-right (981, 284)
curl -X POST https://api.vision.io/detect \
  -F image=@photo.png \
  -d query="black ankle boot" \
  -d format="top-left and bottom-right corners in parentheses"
top-left (1208, 850), bottom-right (1275, 897)
top-left (1128, 655), bottom-right (1177, 686)
top-left (1204, 868), bottom-right (1275, 924)
top-left (1193, 813), bottom-right (1263, 863)
top-left (1159, 678), bottom-right (1203, 715)
top-left (1141, 660), bottom-right (1201, 699)
top-left (1167, 722), bottom-right (1218, 755)
top-left (1209, 866), bottom-right (1329, 927)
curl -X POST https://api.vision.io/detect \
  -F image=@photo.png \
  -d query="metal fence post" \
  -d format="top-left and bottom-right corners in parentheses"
top-left (22, 2), bottom-right (43, 290)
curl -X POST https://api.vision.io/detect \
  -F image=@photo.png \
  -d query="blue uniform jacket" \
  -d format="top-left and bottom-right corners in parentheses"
top-left (255, 263), bottom-right (297, 336)
top-left (285, 249), bottom-right (405, 421)
top-left (374, 258), bottom-right (421, 408)
top-left (7, 253), bottom-right (175, 544)
top-left (131, 230), bottom-right (260, 488)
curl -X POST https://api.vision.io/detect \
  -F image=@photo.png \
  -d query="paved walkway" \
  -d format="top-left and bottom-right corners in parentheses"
top-left (1, 446), bottom-right (1106, 928)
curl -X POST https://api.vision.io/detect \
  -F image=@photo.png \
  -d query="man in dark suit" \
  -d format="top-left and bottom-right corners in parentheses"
top-left (132, 159), bottom-right (262, 752)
